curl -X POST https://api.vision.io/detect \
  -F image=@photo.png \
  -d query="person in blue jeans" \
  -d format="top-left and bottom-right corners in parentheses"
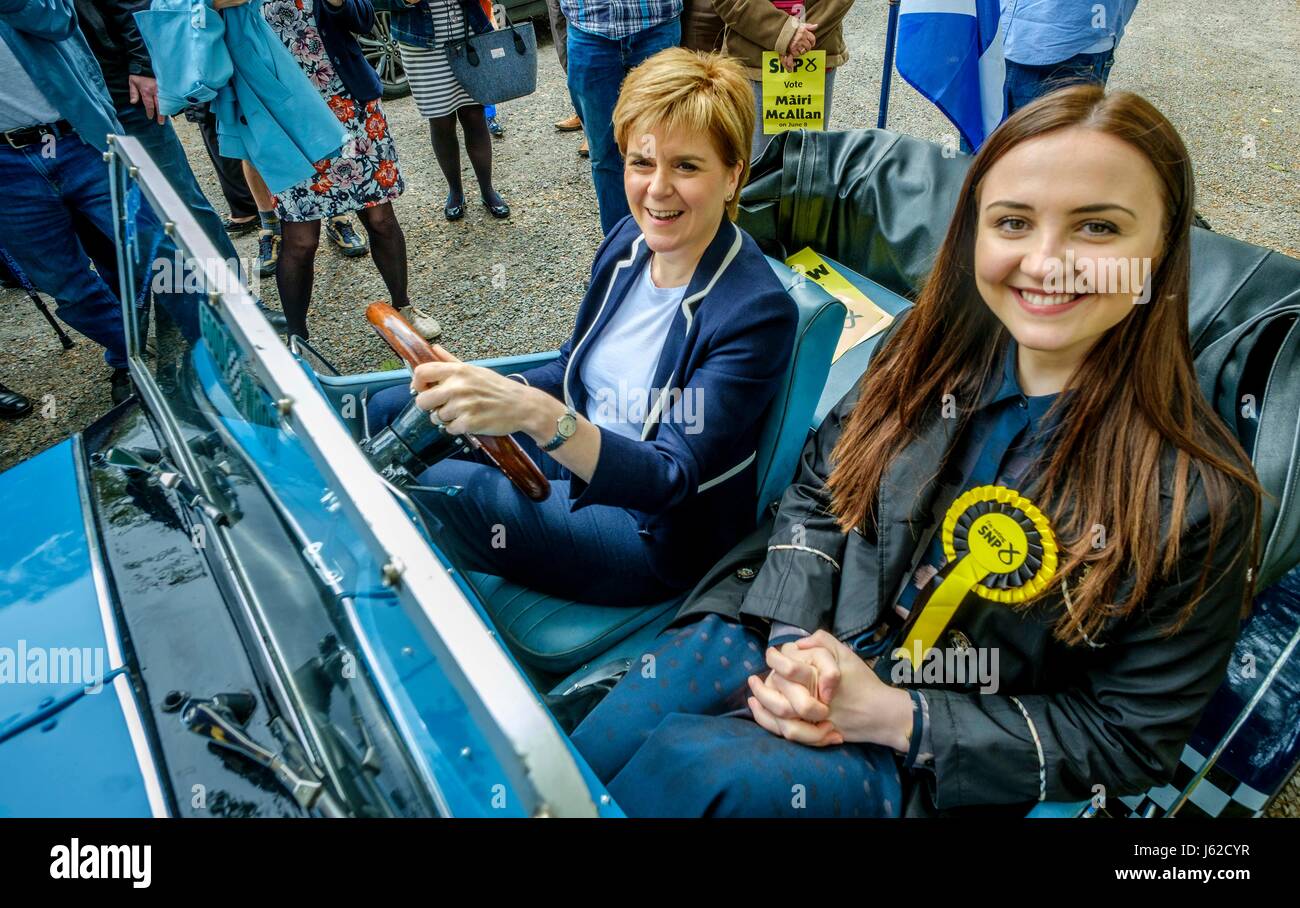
top-left (73, 0), bottom-right (240, 265)
top-left (561, 0), bottom-right (682, 234)
top-left (69, 0), bottom-right (288, 330)
top-left (1000, 0), bottom-right (1138, 115)
top-left (0, 1), bottom-right (136, 401)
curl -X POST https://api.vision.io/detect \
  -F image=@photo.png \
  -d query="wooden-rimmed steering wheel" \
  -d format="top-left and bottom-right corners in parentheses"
top-left (366, 302), bottom-right (551, 502)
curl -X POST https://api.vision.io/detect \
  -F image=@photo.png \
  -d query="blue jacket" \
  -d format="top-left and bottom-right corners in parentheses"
top-left (520, 215), bottom-right (798, 586)
top-left (314, 0), bottom-right (381, 103)
top-left (135, 0), bottom-right (345, 195)
top-left (0, 0), bottom-right (122, 151)
top-left (372, 0), bottom-right (489, 49)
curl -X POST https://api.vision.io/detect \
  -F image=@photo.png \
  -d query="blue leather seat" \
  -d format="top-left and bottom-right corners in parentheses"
top-left (466, 257), bottom-right (846, 676)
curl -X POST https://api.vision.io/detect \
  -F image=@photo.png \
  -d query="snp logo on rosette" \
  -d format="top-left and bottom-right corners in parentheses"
top-left (49, 839), bottom-right (151, 889)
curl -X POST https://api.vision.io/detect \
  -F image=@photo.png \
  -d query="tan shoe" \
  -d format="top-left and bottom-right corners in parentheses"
top-left (555, 113), bottom-right (582, 131)
top-left (395, 302), bottom-right (442, 340)
top-left (578, 138), bottom-right (589, 158)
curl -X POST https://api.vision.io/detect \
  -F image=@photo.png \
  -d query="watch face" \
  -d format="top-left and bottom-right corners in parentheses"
top-left (558, 412), bottom-right (578, 437)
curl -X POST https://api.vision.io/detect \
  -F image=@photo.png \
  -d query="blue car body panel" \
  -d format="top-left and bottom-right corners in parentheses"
top-left (0, 675), bottom-right (155, 817)
top-left (0, 439), bottom-right (160, 817)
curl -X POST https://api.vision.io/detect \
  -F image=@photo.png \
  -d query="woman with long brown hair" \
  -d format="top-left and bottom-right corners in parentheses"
top-left (568, 84), bottom-right (1262, 817)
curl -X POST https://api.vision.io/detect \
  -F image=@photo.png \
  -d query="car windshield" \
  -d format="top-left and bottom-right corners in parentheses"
top-left (106, 135), bottom-right (596, 817)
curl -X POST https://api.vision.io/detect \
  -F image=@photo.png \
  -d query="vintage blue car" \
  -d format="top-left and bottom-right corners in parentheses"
top-left (1, 130), bottom-right (1297, 818)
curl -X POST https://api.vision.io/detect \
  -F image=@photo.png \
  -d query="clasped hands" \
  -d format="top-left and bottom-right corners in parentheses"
top-left (746, 629), bottom-right (915, 752)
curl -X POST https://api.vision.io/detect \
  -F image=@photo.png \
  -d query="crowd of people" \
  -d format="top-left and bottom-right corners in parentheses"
top-left (0, 0), bottom-right (1139, 420)
top-left (4, 0), bottom-right (1267, 821)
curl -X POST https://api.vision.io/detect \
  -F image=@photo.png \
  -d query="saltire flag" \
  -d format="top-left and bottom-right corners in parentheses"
top-left (895, 0), bottom-right (1007, 150)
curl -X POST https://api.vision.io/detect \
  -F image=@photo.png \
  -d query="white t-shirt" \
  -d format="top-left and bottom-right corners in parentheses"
top-left (581, 261), bottom-right (687, 439)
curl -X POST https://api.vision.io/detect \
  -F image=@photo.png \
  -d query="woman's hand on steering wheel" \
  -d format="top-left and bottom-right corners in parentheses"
top-left (412, 346), bottom-right (542, 439)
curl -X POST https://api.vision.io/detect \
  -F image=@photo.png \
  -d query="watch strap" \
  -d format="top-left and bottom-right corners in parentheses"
top-left (541, 408), bottom-right (577, 452)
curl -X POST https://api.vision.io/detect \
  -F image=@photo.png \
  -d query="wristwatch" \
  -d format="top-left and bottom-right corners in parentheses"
top-left (541, 407), bottom-right (578, 452)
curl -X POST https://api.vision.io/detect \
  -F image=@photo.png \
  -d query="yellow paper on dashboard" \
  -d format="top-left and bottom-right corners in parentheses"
top-left (784, 247), bottom-right (894, 361)
top-left (761, 51), bottom-right (826, 135)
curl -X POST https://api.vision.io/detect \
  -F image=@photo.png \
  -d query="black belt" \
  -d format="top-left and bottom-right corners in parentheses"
top-left (2, 119), bottom-right (75, 150)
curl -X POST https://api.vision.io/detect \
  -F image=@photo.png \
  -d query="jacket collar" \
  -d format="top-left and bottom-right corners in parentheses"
top-left (562, 218), bottom-right (745, 432)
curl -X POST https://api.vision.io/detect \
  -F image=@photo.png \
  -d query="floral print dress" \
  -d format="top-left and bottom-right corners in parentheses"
top-left (261, 0), bottom-right (404, 222)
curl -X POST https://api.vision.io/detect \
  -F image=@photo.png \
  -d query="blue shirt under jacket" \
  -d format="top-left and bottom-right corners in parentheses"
top-left (520, 214), bottom-right (798, 587)
top-left (0, 0), bottom-right (123, 151)
top-left (1001, 0), bottom-right (1139, 67)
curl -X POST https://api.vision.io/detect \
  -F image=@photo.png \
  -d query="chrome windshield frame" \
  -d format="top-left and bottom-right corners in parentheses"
top-left (105, 134), bottom-right (598, 818)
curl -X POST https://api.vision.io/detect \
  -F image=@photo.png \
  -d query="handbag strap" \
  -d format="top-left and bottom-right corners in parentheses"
top-left (484, 3), bottom-right (528, 55)
top-left (444, 1), bottom-right (528, 58)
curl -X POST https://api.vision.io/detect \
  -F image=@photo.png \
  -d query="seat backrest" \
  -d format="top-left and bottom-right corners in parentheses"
top-left (812, 267), bottom-right (916, 427)
top-left (752, 257), bottom-right (845, 521)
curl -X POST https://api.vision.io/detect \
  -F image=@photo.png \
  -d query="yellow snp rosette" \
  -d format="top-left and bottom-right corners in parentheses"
top-left (895, 485), bottom-right (1058, 668)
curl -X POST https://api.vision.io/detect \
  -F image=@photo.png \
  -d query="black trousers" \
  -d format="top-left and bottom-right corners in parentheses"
top-left (194, 105), bottom-right (258, 219)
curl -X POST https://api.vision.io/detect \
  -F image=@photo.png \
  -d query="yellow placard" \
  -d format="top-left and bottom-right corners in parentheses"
top-left (761, 51), bottom-right (826, 135)
top-left (783, 247), bottom-right (893, 360)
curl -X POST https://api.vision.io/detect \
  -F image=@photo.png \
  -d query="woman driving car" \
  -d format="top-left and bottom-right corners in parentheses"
top-left (367, 49), bottom-right (798, 606)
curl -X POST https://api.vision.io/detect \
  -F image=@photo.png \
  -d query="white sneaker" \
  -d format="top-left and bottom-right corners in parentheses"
top-left (401, 303), bottom-right (441, 340)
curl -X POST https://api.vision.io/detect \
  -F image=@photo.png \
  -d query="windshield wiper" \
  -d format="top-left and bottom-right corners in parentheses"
top-left (180, 691), bottom-right (347, 817)
top-left (97, 446), bottom-right (231, 526)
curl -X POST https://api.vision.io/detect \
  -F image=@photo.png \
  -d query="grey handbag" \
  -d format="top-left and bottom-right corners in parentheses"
top-left (444, 8), bottom-right (538, 106)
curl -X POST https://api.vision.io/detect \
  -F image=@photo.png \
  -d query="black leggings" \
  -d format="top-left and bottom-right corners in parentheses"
top-left (427, 105), bottom-right (497, 201)
top-left (275, 202), bottom-right (408, 340)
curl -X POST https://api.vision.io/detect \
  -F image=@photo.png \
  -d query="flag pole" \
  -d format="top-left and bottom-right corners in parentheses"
top-left (877, 0), bottom-right (902, 129)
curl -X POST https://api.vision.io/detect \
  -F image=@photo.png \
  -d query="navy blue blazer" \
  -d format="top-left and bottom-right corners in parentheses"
top-left (520, 214), bottom-right (797, 587)
top-left (314, 0), bottom-right (382, 103)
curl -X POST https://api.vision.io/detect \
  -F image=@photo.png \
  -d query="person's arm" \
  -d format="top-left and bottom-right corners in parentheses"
top-left (922, 489), bottom-right (1253, 808)
top-left (101, 0), bottom-right (152, 77)
top-left (712, 0), bottom-right (801, 56)
top-left (319, 0), bottom-right (376, 36)
top-left (0, 0), bottom-right (79, 39)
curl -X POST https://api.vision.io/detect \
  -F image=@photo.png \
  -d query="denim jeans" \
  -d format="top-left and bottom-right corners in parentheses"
top-left (566, 18), bottom-right (682, 235)
top-left (0, 132), bottom-right (128, 369)
top-left (116, 104), bottom-right (241, 265)
top-left (1003, 49), bottom-right (1116, 116)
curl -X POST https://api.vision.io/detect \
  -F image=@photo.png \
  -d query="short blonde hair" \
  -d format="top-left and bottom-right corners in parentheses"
top-left (613, 49), bottom-right (754, 221)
